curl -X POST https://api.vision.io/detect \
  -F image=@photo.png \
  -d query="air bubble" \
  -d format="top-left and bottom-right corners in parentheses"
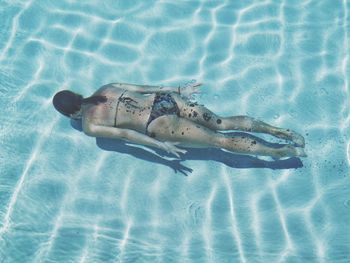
top-left (289, 109), bottom-right (297, 117)
top-left (343, 200), bottom-right (350, 208)
top-left (273, 114), bottom-right (280, 119)
top-left (320, 88), bottom-right (329, 95)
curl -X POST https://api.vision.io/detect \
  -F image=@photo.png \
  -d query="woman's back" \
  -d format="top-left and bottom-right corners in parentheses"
top-left (84, 85), bottom-right (155, 133)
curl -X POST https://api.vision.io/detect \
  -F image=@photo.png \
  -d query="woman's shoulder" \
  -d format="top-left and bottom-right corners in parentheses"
top-left (93, 83), bottom-right (124, 97)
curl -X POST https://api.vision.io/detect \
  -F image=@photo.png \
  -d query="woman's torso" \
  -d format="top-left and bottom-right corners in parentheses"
top-left (82, 84), bottom-right (155, 133)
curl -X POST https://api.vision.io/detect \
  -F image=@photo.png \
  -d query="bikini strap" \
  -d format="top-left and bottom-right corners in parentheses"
top-left (114, 90), bottom-right (126, 127)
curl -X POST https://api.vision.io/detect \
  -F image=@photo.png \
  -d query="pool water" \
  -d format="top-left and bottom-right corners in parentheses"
top-left (1, 0), bottom-right (350, 262)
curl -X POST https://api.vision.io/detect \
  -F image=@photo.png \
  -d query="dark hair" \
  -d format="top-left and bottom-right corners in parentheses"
top-left (53, 90), bottom-right (107, 117)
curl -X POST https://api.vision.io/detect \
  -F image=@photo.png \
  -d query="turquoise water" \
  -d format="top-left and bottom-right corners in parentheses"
top-left (1, 0), bottom-right (350, 262)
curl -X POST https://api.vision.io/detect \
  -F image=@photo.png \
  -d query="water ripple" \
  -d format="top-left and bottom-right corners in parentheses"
top-left (1, 0), bottom-right (350, 262)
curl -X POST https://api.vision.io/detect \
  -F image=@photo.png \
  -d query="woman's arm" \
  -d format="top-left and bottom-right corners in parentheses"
top-left (83, 124), bottom-right (186, 157)
top-left (108, 82), bottom-right (202, 97)
top-left (109, 83), bottom-right (178, 93)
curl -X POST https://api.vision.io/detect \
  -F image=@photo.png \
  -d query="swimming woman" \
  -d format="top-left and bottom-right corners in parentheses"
top-left (53, 82), bottom-right (306, 159)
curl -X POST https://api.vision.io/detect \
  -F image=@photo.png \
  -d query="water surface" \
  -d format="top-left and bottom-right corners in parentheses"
top-left (1, 0), bottom-right (350, 262)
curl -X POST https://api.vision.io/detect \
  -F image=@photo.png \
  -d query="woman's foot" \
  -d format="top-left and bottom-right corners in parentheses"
top-left (274, 145), bottom-right (307, 159)
top-left (274, 128), bottom-right (305, 147)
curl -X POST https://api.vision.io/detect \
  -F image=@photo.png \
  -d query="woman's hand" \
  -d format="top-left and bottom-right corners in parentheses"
top-left (179, 81), bottom-right (202, 98)
top-left (160, 141), bottom-right (187, 158)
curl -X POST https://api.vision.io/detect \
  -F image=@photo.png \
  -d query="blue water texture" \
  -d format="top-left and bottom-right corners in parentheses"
top-left (1, 0), bottom-right (350, 262)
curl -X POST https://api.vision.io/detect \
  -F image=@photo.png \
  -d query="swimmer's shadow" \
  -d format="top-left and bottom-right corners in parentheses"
top-left (72, 120), bottom-right (303, 176)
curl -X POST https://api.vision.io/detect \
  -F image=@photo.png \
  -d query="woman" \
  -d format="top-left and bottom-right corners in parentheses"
top-left (52, 82), bottom-right (306, 159)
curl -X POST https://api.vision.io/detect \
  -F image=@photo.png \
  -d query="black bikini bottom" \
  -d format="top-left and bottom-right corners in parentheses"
top-left (146, 93), bottom-right (180, 134)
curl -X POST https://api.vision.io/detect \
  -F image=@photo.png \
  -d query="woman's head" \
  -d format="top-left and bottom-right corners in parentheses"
top-left (52, 90), bottom-right (83, 118)
top-left (53, 90), bottom-right (108, 118)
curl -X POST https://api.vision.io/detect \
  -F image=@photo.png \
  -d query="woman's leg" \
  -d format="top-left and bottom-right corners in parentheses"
top-left (146, 115), bottom-right (306, 158)
top-left (172, 95), bottom-right (305, 147)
